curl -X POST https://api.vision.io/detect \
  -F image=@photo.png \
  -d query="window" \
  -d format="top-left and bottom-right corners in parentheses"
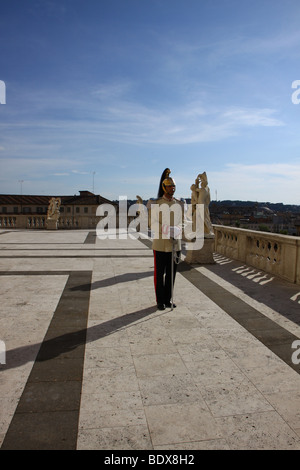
top-left (84, 207), bottom-right (88, 214)
top-left (76, 207), bottom-right (80, 213)
top-left (2, 207), bottom-right (7, 213)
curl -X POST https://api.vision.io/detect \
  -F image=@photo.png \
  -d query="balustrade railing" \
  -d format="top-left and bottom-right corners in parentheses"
top-left (0, 216), bottom-right (17, 228)
top-left (27, 216), bottom-right (46, 229)
top-left (0, 214), bottom-right (100, 230)
top-left (213, 224), bottom-right (300, 284)
top-left (58, 217), bottom-right (80, 229)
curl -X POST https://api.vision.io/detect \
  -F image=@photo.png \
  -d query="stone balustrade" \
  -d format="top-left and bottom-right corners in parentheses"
top-left (213, 224), bottom-right (300, 285)
top-left (0, 214), bottom-right (100, 230)
top-left (0, 215), bottom-right (48, 229)
top-left (27, 216), bottom-right (46, 229)
top-left (0, 216), bottom-right (17, 228)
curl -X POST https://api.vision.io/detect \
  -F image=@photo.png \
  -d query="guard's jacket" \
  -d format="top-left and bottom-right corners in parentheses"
top-left (147, 195), bottom-right (184, 253)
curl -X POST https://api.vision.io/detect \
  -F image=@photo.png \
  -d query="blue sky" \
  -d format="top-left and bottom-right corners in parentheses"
top-left (1, 0), bottom-right (300, 203)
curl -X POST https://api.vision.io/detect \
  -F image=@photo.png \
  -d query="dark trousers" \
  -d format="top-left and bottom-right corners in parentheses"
top-left (153, 250), bottom-right (179, 305)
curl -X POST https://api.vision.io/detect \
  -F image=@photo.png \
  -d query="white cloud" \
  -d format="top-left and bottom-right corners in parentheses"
top-left (0, 84), bottom-right (290, 201)
top-left (0, 87), bottom-right (284, 151)
top-left (221, 108), bottom-right (284, 128)
top-left (71, 170), bottom-right (89, 175)
top-left (209, 163), bottom-right (300, 204)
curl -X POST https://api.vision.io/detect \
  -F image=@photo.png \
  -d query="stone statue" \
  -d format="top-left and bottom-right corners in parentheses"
top-left (47, 197), bottom-right (61, 229)
top-left (197, 172), bottom-right (214, 238)
top-left (136, 195), bottom-right (143, 205)
top-left (47, 197), bottom-right (61, 220)
top-left (189, 172), bottom-right (214, 238)
top-left (185, 171), bottom-right (215, 264)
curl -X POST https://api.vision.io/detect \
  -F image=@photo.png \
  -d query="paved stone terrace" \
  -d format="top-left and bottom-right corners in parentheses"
top-left (0, 229), bottom-right (300, 450)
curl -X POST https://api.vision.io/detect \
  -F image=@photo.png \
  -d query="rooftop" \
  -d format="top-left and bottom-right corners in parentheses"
top-left (0, 229), bottom-right (300, 450)
top-left (0, 191), bottom-right (115, 206)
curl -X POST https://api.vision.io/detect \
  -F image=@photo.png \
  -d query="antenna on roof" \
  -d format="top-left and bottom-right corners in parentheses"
top-left (18, 180), bottom-right (24, 195)
top-left (92, 171), bottom-right (96, 194)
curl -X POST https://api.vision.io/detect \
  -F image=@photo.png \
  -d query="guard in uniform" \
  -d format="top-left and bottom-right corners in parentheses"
top-left (148, 168), bottom-right (183, 310)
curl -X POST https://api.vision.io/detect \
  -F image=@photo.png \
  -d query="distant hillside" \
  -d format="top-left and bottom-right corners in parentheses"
top-left (123, 199), bottom-right (300, 213)
top-left (210, 200), bottom-right (300, 213)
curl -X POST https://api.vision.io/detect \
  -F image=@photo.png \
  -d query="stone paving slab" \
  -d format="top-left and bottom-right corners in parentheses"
top-left (0, 229), bottom-right (300, 450)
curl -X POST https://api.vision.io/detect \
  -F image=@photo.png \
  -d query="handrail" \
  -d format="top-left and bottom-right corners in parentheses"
top-left (213, 224), bottom-right (300, 284)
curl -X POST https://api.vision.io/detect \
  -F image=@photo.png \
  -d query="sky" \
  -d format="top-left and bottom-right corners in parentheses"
top-left (1, 0), bottom-right (300, 204)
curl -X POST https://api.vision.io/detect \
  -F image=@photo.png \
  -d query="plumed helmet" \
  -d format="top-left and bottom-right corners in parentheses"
top-left (157, 168), bottom-right (176, 197)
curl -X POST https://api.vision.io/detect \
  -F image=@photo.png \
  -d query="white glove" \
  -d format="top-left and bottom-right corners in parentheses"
top-left (169, 226), bottom-right (182, 239)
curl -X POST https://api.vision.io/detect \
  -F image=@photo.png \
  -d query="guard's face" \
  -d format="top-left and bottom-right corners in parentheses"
top-left (164, 184), bottom-right (176, 196)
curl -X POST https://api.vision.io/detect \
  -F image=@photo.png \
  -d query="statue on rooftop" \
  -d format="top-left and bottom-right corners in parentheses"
top-left (185, 170), bottom-right (215, 264)
top-left (190, 172), bottom-right (214, 238)
top-left (47, 197), bottom-right (61, 220)
top-left (46, 197), bottom-right (61, 229)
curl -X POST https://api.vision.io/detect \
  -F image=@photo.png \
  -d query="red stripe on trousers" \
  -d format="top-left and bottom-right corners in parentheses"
top-left (153, 250), bottom-right (157, 302)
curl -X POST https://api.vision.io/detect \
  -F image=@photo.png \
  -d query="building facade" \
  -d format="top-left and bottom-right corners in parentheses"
top-left (0, 191), bottom-right (117, 229)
